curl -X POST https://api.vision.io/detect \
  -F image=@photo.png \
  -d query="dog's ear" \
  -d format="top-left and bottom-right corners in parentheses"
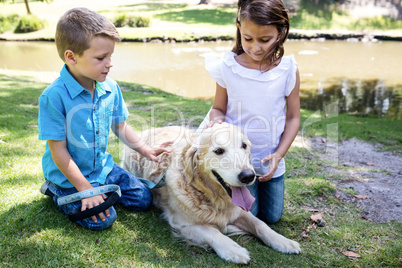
top-left (184, 144), bottom-right (199, 183)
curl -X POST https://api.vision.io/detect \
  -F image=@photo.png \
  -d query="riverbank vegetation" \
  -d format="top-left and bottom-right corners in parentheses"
top-left (0, 70), bottom-right (400, 267)
top-left (0, 13), bottom-right (18, 33)
top-left (0, 0), bottom-right (401, 41)
top-left (13, 14), bottom-right (46, 33)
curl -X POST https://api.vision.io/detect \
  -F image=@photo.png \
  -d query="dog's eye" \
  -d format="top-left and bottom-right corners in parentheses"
top-left (214, 148), bottom-right (225, 155)
top-left (242, 143), bottom-right (247, 150)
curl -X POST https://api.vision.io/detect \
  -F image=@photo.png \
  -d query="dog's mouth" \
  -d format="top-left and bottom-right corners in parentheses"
top-left (211, 170), bottom-right (255, 212)
top-left (212, 170), bottom-right (232, 197)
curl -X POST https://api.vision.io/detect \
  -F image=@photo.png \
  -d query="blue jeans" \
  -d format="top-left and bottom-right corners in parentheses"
top-left (46, 163), bottom-right (152, 230)
top-left (247, 174), bottom-right (285, 224)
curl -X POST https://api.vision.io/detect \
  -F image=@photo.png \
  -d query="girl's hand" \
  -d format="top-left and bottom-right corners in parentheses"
top-left (207, 118), bottom-right (224, 128)
top-left (81, 194), bottom-right (109, 223)
top-left (143, 141), bottom-right (173, 162)
top-left (200, 119), bottom-right (223, 132)
top-left (259, 152), bottom-right (283, 182)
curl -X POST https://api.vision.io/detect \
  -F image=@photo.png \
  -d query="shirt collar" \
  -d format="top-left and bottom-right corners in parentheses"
top-left (95, 80), bottom-right (110, 97)
top-left (60, 64), bottom-right (111, 99)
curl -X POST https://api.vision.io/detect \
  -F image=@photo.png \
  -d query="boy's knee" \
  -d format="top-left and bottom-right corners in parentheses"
top-left (122, 185), bottom-right (153, 211)
top-left (135, 186), bottom-right (153, 211)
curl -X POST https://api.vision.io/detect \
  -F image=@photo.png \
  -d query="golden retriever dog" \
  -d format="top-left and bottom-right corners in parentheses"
top-left (121, 123), bottom-right (301, 264)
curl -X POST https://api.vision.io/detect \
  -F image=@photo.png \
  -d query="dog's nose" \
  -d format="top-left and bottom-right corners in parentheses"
top-left (238, 169), bottom-right (256, 184)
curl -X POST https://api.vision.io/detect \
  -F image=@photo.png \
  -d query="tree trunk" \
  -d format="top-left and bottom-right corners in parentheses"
top-left (24, 0), bottom-right (32, 15)
top-left (199, 0), bottom-right (211, 4)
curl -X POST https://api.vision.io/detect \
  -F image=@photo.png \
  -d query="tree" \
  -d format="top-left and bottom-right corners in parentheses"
top-left (199, 0), bottom-right (211, 4)
top-left (0, 0), bottom-right (51, 15)
top-left (24, 0), bottom-right (31, 15)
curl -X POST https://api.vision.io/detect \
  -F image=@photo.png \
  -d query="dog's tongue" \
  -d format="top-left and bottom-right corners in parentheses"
top-left (230, 186), bottom-right (255, 212)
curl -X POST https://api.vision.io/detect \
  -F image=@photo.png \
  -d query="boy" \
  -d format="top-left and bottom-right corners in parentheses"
top-left (38, 7), bottom-right (171, 230)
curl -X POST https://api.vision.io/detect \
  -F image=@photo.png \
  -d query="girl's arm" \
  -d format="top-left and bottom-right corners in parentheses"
top-left (208, 83), bottom-right (228, 126)
top-left (259, 69), bottom-right (301, 182)
top-left (112, 121), bottom-right (172, 162)
top-left (48, 140), bottom-right (109, 222)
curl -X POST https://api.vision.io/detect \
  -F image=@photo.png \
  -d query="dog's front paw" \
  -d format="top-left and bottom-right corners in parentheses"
top-left (274, 238), bottom-right (301, 254)
top-left (215, 240), bottom-right (250, 264)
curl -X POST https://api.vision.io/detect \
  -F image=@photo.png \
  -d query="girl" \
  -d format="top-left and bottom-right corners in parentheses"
top-left (201, 0), bottom-right (300, 223)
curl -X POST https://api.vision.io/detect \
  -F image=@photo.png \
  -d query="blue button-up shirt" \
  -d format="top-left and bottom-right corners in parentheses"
top-left (38, 65), bottom-right (128, 188)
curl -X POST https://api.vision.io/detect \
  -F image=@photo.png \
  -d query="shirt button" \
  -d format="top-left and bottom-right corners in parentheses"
top-left (97, 153), bottom-right (100, 157)
top-left (96, 130), bottom-right (99, 134)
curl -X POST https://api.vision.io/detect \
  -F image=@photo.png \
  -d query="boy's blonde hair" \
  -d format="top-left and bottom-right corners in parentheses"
top-left (55, 7), bottom-right (121, 62)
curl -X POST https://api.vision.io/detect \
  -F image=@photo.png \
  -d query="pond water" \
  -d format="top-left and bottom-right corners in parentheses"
top-left (0, 40), bottom-right (401, 119)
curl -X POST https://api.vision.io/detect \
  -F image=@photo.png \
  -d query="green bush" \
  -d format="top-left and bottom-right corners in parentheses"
top-left (14, 15), bottom-right (46, 33)
top-left (133, 16), bottom-right (151, 27)
top-left (112, 14), bottom-right (151, 28)
top-left (113, 14), bottom-right (127, 27)
top-left (0, 14), bottom-right (19, 33)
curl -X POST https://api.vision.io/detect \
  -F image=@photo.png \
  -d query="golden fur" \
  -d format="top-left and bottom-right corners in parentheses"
top-left (121, 123), bottom-right (300, 264)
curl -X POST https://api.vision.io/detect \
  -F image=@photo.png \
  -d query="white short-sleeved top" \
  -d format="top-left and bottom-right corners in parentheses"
top-left (205, 51), bottom-right (298, 177)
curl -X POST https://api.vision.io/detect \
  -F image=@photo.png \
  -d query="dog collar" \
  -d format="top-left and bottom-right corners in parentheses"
top-left (212, 170), bottom-right (232, 197)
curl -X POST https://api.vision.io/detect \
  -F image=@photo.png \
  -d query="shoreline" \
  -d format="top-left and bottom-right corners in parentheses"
top-left (1, 29), bottom-right (401, 43)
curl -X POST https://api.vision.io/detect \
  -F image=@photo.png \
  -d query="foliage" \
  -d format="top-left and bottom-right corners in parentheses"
top-left (0, 13), bottom-right (19, 33)
top-left (289, 1), bottom-right (402, 30)
top-left (130, 16), bottom-right (151, 28)
top-left (1, 1), bottom-right (402, 42)
top-left (112, 14), bottom-right (128, 28)
top-left (112, 14), bottom-right (151, 28)
top-left (290, 10), bottom-right (402, 30)
top-left (348, 16), bottom-right (402, 31)
top-left (0, 0), bottom-right (53, 15)
top-left (14, 14), bottom-right (46, 33)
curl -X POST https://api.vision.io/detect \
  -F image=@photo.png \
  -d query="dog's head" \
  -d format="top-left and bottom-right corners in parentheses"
top-left (185, 122), bottom-right (256, 211)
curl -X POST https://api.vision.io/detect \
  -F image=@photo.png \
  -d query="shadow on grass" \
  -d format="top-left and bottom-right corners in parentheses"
top-left (0, 195), bottom-right (218, 266)
top-left (120, 3), bottom-right (188, 11)
top-left (0, 74), bottom-right (46, 132)
top-left (0, 74), bottom-right (47, 162)
top-left (99, 3), bottom-right (189, 13)
top-left (154, 8), bottom-right (236, 26)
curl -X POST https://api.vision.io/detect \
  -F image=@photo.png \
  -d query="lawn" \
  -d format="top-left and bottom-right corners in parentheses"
top-left (0, 70), bottom-right (401, 267)
top-left (1, 0), bottom-right (402, 41)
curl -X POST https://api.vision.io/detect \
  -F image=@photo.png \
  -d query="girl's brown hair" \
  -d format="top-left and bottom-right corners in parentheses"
top-left (55, 8), bottom-right (121, 62)
top-left (233, 0), bottom-right (290, 67)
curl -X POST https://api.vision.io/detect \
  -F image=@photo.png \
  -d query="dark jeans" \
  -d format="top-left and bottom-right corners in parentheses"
top-left (46, 164), bottom-right (152, 230)
top-left (247, 174), bottom-right (285, 224)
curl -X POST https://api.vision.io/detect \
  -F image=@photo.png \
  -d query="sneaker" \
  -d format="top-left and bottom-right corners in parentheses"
top-left (40, 181), bottom-right (54, 197)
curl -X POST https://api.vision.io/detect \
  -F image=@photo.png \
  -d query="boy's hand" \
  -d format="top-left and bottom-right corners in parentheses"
top-left (81, 194), bottom-right (110, 223)
top-left (258, 152), bottom-right (283, 182)
top-left (143, 141), bottom-right (173, 162)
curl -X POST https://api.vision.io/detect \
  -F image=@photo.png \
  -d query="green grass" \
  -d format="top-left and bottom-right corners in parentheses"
top-left (1, 2), bottom-right (401, 42)
top-left (300, 109), bottom-right (402, 151)
top-left (291, 11), bottom-right (402, 31)
top-left (0, 70), bottom-right (401, 267)
top-left (153, 8), bottom-right (237, 26)
top-left (0, 13), bottom-right (19, 33)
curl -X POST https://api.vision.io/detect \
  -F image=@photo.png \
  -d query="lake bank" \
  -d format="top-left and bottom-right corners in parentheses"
top-left (1, 39), bottom-right (401, 119)
top-left (1, 0), bottom-right (402, 43)
top-left (1, 28), bottom-right (402, 42)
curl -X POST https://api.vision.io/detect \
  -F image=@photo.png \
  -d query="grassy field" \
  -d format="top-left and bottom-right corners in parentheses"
top-left (0, 70), bottom-right (401, 267)
top-left (1, 1), bottom-right (402, 41)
